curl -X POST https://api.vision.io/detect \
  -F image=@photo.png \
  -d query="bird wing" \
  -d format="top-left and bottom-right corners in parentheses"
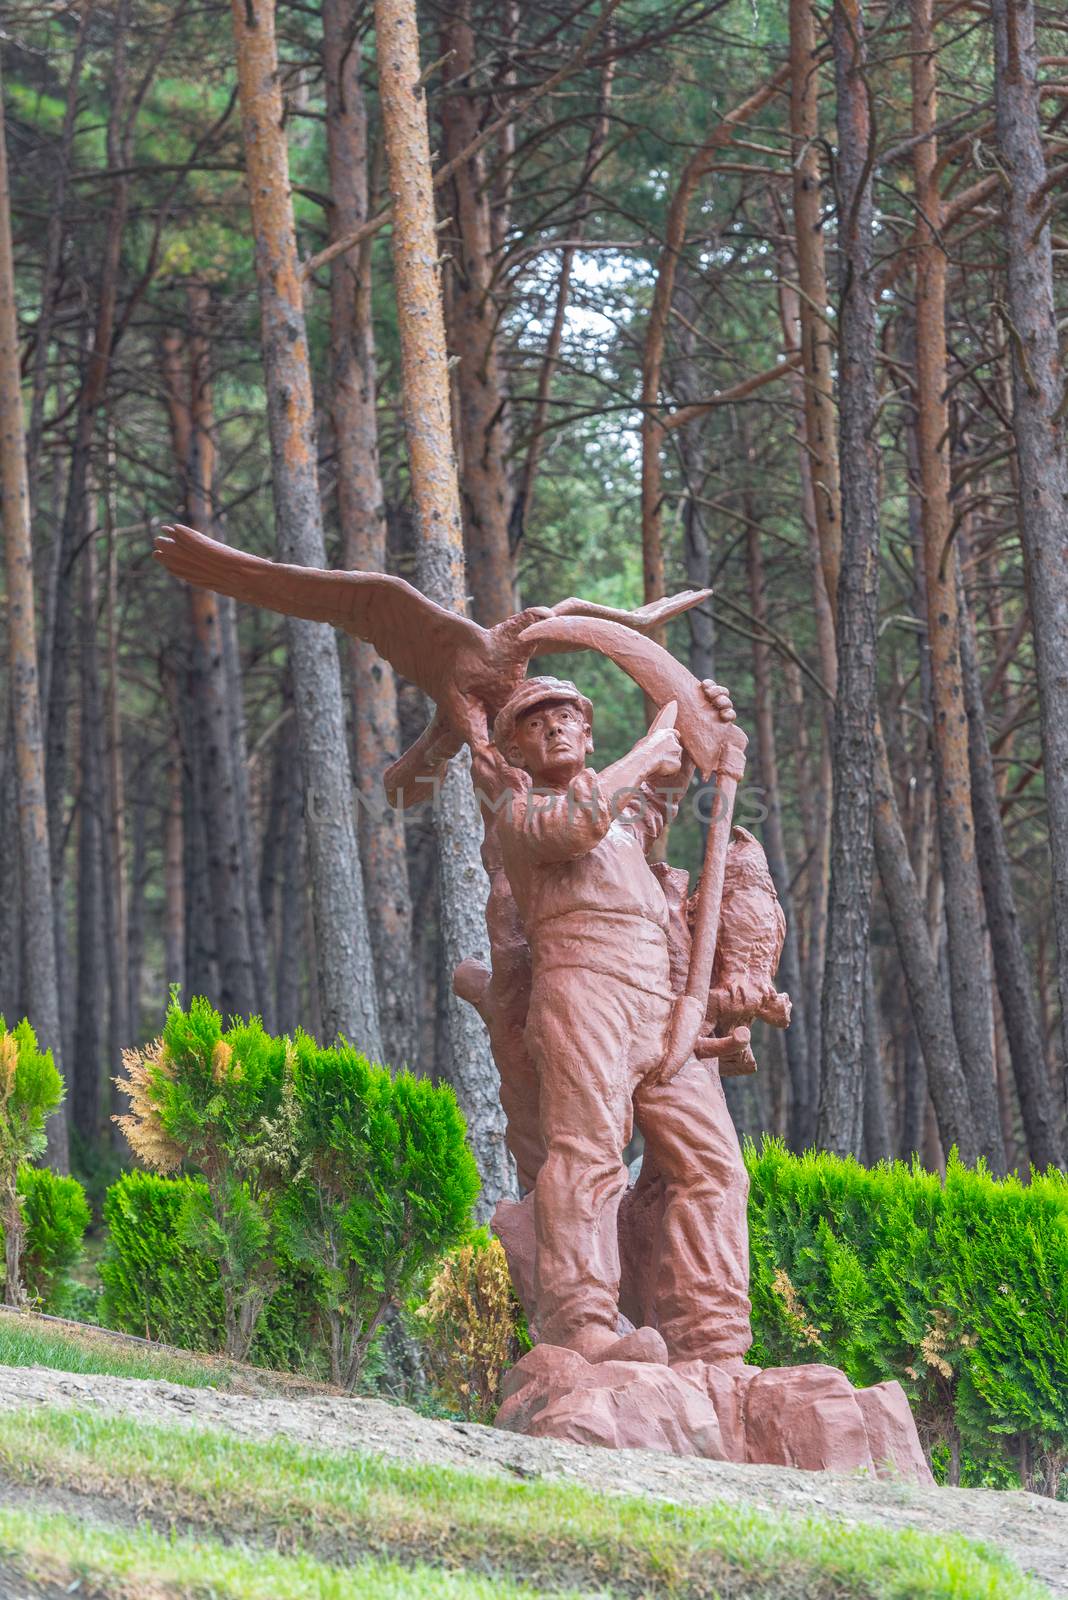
top-left (549, 588), bottom-right (711, 632)
top-left (155, 523), bottom-right (484, 695)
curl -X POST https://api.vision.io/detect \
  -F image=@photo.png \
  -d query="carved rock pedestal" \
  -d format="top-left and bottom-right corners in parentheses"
top-left (495, 1343), bottom-right (934, 1485)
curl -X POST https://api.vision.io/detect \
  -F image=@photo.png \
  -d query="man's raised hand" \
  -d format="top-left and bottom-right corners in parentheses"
top-left (701, 680), bottom-right (736, 723)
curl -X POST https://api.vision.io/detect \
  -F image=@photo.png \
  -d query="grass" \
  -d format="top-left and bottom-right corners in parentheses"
top-left (0, 1507), bottom-right (576, 1600)
top-left (0, 1308), bottom-right (332, 1394)
top-left (0, 1315), bottom-right (225, 1387)
top-left (0, 1408), bottom-right (1051, 1600)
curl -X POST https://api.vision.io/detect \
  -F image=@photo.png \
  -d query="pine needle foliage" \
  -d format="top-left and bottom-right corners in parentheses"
top-left (277, 1042), bottom-right (480, 1391)
top-left (0, 1018), bottom-right (64, 1307)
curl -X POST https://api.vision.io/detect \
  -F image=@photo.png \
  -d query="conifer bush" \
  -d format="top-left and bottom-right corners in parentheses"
top-left (278, 1041), bottom-right (480, 1390)
top-left (745, 1139), bottom-right (1068, 1493)
top-left (0, 1018), bottom-right (65, 1307)
top-left (114, 998), bottom-right (298, 1358)
top-left (100, 1171), bottom-right (225, 1350)
top-left (13, 1167), bottom-right (90, 1314)
top-left (100, 1170), bottom-right (323, 1368)
top-left (108, 1002), bottom-right (480, 1384)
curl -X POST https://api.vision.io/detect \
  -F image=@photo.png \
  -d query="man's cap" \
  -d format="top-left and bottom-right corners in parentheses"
top-left (492, 676), bottom-right (593, 753)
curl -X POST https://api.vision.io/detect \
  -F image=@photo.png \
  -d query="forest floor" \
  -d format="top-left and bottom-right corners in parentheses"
top-left (0, 1355), bottom-right (1063, 1597)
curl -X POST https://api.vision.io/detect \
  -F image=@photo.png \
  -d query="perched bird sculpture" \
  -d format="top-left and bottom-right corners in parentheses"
top-left (154, 522), bottom-right (710, 804)
top-left (700, 825), bottom-right (791, 1033)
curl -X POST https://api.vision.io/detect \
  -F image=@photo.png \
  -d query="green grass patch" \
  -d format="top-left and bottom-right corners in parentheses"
top-left (0, 1314), bottom-right (226, 1387)
top-left (0, 1506), bottom-right (568, 1599)
top-left (0, 1408), bottom-right (1049, 1600)
top-left (0, 1309), bottom-right (328, 1393)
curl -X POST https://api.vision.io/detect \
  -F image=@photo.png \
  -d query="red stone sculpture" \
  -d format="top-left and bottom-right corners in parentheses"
top-left (154, 522), bottom-right (933, 1485)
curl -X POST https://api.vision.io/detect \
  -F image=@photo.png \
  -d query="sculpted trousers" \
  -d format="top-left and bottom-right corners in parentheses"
top-left (526, 968), bottom-right (752, 1360)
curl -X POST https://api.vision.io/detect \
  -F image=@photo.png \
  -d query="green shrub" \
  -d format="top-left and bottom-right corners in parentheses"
top-left (100, 1170), bottom-right (323, 1371)
top-left (114, 998), bottom-right (298, 1358)
top-left (0, 1018), bottom-right (65, 1306)
top-left (100, 1171), bottom-right (223, 1349)
top-left (745, 1139), bottom-right (1068, 1494)
top-left (278, 1042), bottom-right (480, 1390)
top-left (13, 1167), bottom-right (90, 1314)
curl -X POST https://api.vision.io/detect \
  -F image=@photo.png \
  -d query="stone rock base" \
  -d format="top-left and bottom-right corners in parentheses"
top-left (495, 1345), bottom-right (933, 1486)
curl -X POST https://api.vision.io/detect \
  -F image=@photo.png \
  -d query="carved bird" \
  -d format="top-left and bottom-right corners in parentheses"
top-left (700, 826), bottom-right (791, 1031)
top-left (154, 522), bottom-right (710, 802)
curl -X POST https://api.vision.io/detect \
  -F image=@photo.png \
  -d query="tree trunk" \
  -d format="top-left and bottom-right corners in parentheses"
top-left (73, 529), bottom-right (106, 1147)
top-left (375, 0), bottom-right (513, 1212)
top-left (440, 0), bottom-right (513, 625)
top-left (958, 557), bottom-right (1065, 1169)
top-left (777, 262), bottom-right (835, 1115)
top-left (323, 0), bottom-right (415, 1067)
top-left (43, 2), bottom-right (131, 1031)
top-left (230, 0), bottom-right (381, 1053)
top-left (911, 0), bottom-right (1005, 1171)
top-left (26, 1), bottom-right (91, 490)
top-left (872, 727), bottom-right (980, 1162)
top-left (162, 721), bottom-right (186, 998)
top-left (102, 446), bottom-right (129, 1096)
top-left (991, 0), bottom-right (1068, 1095)
top-left (745, 502), bottom-right (812, 1147)
top-left (126, 777), bottom-right (147, 1040)
top-left (162, 296), bottom-right (259, 1021)
top-left (817, 0), bottom-right (881, 1157)
top-left (862, 957), bottom-right (892, 1163)
top-left (0, 51), bottom-right (67, 1168)
top-left (789, 0), bottom-right (842, 617)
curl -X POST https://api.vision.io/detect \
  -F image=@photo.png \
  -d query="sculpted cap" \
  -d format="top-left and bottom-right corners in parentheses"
top-left (492, 676), bottom-right (593, 754)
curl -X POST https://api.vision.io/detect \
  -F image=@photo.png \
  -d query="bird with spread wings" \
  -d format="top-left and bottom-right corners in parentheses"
top-left (154, 522), bottom-right (711, 803)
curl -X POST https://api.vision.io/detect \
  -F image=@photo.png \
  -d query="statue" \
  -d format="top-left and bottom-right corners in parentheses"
top-left (155, 522), bottom-right (932, 1481)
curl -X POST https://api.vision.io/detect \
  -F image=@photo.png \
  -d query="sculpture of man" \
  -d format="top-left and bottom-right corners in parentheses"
top-left (466, 674), bottom-right (751, 1368)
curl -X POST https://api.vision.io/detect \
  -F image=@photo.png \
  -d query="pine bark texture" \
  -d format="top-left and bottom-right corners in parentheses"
top-left (375, 0), bottom-right (513, 1211)
top-left (911, 0), bottom-right (1005, 1171)
top-left (872, 728), bottom-right (980, 1162)
top-left (230, 0), bottom-right (381, 1054)
top-left (74, 534), bottom-right (106, 1144)
top-left (788, 0), bottom-right (841, 614)
top-left (959, 565), bottom-right (1065, 1169)
top-left (162, 311), bottom-right (258, 1022)
top-left (992, 0), bottom-right (1068, 1093)
top-left (440, 1), bottom-right (514, 625)
top-left (0, 51), bottom-right (67, 1168)
top-left (817, 0), bottom-right (881, 1157)
top-left (323, 0), bottom-right (415, 1068)
top-left (746, 510), bottom-right (812, 1147)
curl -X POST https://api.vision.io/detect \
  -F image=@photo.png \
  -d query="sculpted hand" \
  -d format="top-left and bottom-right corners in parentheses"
top-left (641, 724), bottom-right (684, 780)
top-left (701, 680), bottom-right (736, 723)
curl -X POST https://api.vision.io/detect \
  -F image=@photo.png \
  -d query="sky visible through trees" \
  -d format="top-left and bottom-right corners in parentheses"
top-left (1, 0), bottom-right (1067, 1191)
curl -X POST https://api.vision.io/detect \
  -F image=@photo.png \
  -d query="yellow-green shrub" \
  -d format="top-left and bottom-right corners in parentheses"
top-left (413, 1233), bottom-right (527, 1421)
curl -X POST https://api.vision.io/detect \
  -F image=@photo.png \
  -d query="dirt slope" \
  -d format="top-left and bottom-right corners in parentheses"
top-left (0, 1362), bottom-right (1064, 1595)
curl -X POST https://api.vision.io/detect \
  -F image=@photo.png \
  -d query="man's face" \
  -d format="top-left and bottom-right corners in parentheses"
top-left (510, 699), bottom-right (591, 782)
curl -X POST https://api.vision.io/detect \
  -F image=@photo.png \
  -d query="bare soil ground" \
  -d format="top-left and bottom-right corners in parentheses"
top-left (0, 1362), bottom-right (1064, 1595)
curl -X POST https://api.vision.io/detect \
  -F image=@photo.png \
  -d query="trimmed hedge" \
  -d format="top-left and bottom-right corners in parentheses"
top-left (100, 1170), bottom-right (324, 1372)
top-left (746, 1139), bottom-right (1068, 1493)
top-left (0, 1167), bottom-right (89, 1313)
